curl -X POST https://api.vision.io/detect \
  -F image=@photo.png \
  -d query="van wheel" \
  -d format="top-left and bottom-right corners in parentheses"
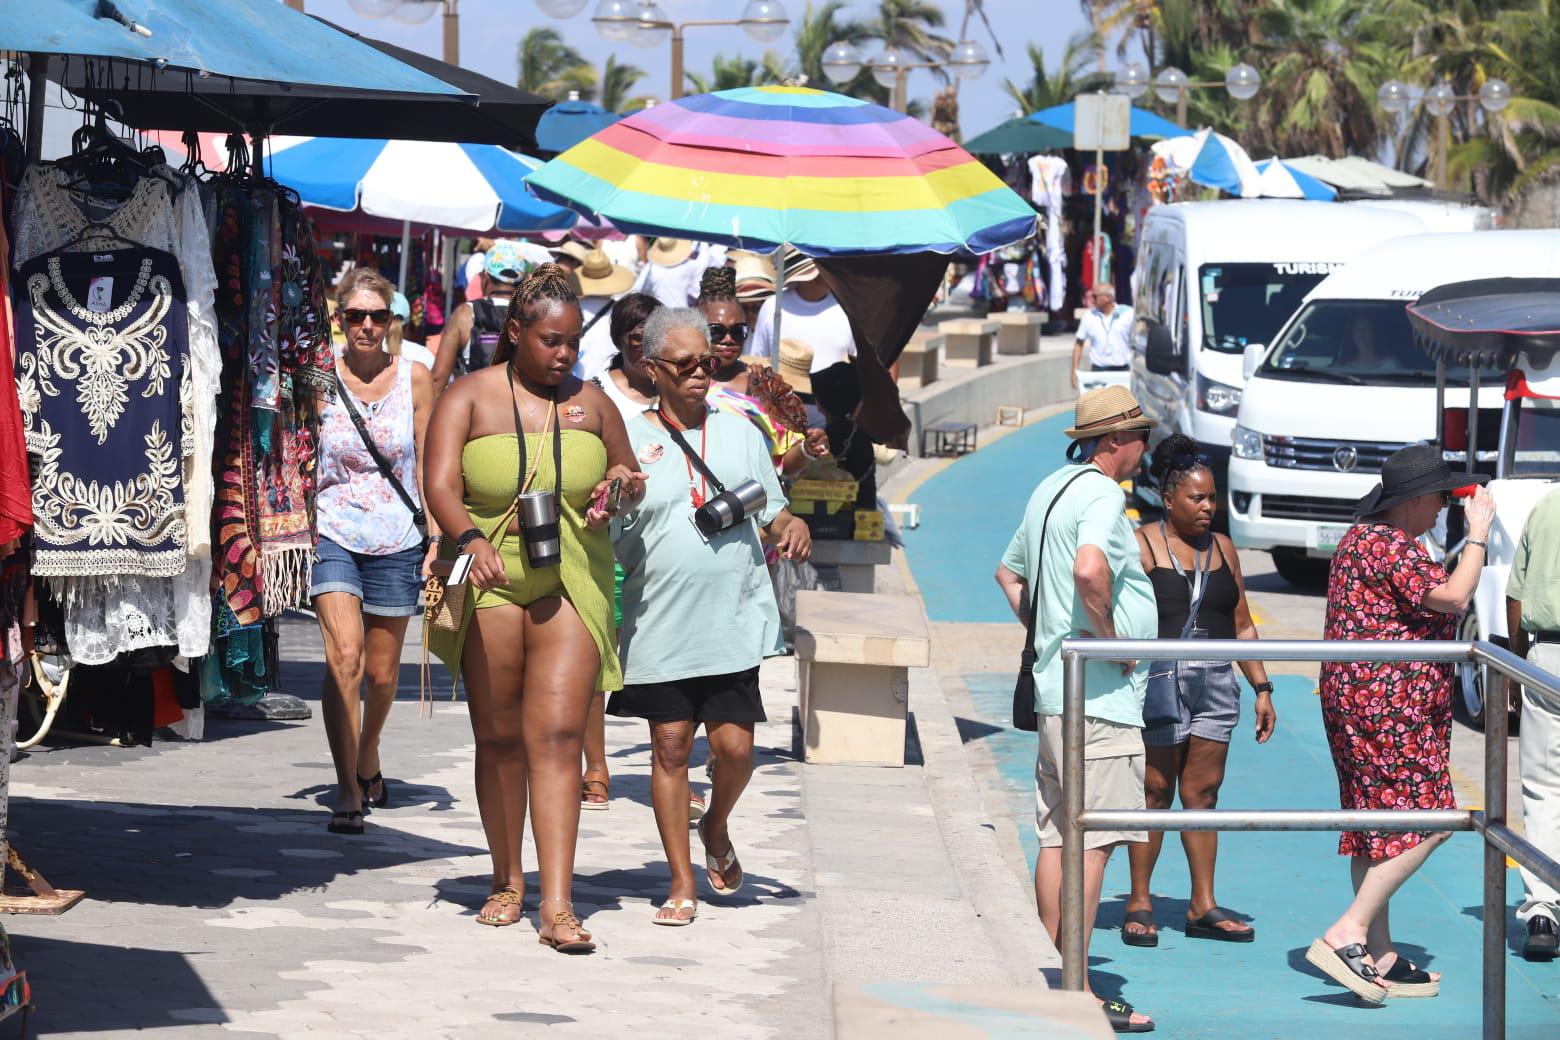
top-left (1270, 548), bottom-right (1329, 588)
top-left (1454, 613), bottom-right (1513, 732)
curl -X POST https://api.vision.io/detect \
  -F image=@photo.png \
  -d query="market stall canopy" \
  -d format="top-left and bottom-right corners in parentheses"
top-left (1255, 157), bottom-right (1337, 201)
top-left (962, 117), bottom-right (1072, 156)
top-left (1407, 278), bottom-right (1560, 370)
top-left (1027, 101), bottom-right (1190, 141)
top-left (1152, 128), bottom-right (1261, 197)
top-left (7, 0), bottom-right (459, 96)
top-left (535, 97), bottom-right (623, 156)
top-left (1283, 155), bottom-right (1432, 196)
top-left (266, 137), bottom-right (576, 234)
top-left (524, 85), bottom-right (1038, 256)
top-left (48, 15), bottom-right (548, 147)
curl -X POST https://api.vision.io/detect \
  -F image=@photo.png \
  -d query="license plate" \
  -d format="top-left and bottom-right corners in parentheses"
top-left (1316, 523), bottom-right (1351, 549)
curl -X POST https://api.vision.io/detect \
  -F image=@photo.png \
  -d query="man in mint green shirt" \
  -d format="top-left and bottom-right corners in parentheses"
top-left (995, 384), bottom-right (1158, 1034)
top-left (1506, 486), bottom-right (1560, 961)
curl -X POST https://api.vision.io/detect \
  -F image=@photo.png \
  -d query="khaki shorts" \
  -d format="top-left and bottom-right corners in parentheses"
top-left (1034, 714), bottom-right (1147, 850)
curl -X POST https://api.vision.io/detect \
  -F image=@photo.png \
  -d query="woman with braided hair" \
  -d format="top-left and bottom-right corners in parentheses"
top-left (424, 262), bottom-right (645, 948)
top-left (696, 266), bottom-right (828, 477)
top-left (1120, 432), bottom-right (1275, 949)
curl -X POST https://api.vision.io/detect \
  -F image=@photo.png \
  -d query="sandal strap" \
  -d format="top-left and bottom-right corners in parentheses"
top-left (582, 778), bottom-right (610, 793)
top-left (486, 886), bottom-right (522, 907)
top-left (1335, 943), bottom-right (1380, 979)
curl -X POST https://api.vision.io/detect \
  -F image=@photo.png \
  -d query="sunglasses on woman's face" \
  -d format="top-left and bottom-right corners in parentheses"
top-left (653, 353), bottom-right (720, 378)
top-left (342, 308), bottom-right (391, 326)
top-left (708, 322), bottom-right (749, 344)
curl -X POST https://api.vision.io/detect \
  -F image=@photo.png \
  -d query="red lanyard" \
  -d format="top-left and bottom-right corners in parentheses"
top-left (659, 409), bottom-right (709, 508)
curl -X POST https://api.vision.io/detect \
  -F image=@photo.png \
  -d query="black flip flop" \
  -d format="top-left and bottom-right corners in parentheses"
top-left (1102, 999), bottom-right (1155, 1033)
top-left (358, 772), bottom-right (389, 809)
top-left (327, 809), bottom-right (365, 836)
top-left (1185, 906), bottom-right (1254, 942)
top-left (1122, 909), bottom-right (1159, 947)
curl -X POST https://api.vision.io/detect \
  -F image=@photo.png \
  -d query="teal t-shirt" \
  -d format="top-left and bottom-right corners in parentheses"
top-left (614, 406), bottom-right (786, 684)
top-left (1000, 462), bottom-right (1158, 727)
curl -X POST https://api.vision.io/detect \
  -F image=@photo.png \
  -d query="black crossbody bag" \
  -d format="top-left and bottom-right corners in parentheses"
top-left (334, 372), bottom-right (429, 552)
top-left (1013, 468), bottom-right (1098, 731)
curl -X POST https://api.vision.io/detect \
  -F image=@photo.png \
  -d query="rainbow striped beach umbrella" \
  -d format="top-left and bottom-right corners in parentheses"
top-left (524, 86), bottom-right (1037, 257)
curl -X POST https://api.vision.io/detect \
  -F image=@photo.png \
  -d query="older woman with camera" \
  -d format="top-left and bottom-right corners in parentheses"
top-left (608, 307), bottom-right (812, 926)
top-left (424, 264), bottom-right (643, 950)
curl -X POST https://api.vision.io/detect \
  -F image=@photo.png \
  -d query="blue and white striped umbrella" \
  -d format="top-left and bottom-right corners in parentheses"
top-left (265, 137), bottom-right (578, 234)
top-left (1254, 158), bottom-right (1339, 201)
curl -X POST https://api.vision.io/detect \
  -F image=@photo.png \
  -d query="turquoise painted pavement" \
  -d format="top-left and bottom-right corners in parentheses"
top-left (903, 417), bottom-right (1560, 1040)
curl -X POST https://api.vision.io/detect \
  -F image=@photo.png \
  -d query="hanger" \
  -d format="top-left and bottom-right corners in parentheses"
top-left (56, 219), bottom-right (145, 253)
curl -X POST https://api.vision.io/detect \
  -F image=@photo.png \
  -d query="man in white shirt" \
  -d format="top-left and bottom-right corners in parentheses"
top-left (1071, 284), bottom-right (1135, 390)
top-left (631, 237), bottom-right (725, 308)
top-left (749, 252), bottom-right (856, 375)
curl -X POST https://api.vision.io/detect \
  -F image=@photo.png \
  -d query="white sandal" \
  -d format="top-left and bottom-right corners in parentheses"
top-left (697, 818), bottom-right (743, 895)
top-left (652, 899), bottom-right (698, 927)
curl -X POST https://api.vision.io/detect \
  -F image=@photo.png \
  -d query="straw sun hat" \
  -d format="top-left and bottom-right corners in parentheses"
top-left (576, 246), bottom-right (634, 296)
top-left (649, 237), bottom-right (695, 267)
top-left (777, 338), bottom-right (815, 395)
top-left (1064, 385), bottom-right (1155, 440)
top-left (731, 249), bottom-right (776, 300)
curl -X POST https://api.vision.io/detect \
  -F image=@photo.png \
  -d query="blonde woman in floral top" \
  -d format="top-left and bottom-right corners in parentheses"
top-left (311, 267), bottom-right (436, 836)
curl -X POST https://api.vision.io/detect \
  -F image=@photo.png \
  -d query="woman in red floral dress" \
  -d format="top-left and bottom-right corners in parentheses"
top-left (1305, 445), bottom-right (1496, 1003)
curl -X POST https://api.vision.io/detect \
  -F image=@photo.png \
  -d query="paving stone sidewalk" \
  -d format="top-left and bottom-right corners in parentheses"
top-left (3, 618), bottom-right (827, 1040)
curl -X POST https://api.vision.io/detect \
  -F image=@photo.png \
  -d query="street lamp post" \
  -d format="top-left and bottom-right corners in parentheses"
top-left (819, 39), bottom-right (990, 114)
top-left (1112, 60), bottom-right (1262, 127)
top-left (1377, 78), bottom-right (1512, 191)
top-left (538, 0), bottom-right (788, 101)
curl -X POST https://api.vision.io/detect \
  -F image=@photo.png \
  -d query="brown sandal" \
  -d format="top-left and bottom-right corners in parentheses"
top-left (476, 885), bottom-right (523, 927)
top-left (581, 772), bottom-right (610, 811)
top-left (537, 897), bottom-right (596, 953)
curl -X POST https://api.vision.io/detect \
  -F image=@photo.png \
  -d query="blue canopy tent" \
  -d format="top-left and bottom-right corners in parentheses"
top-left (535, 97), bottom-right (623, 156)
top-left (1027, 101), bottom-right (1191, 142)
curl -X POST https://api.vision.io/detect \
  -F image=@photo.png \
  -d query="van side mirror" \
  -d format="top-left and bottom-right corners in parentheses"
top-left (1143, 319), bottom-right (1181, 377)
top-left (1242, 342), bottom-right (1266, 381)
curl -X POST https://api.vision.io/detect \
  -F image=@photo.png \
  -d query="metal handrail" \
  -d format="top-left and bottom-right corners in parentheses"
top-left (1058, 637), bottom-right (1560, 1040)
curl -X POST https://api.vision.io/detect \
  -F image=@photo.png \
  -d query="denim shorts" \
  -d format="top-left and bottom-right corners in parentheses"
top-left (309, 536), bottom-right (423, 617)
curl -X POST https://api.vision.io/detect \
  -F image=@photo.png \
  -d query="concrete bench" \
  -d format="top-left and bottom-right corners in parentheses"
top-left (795, 590), bottom-right (930, 767)
top-left (996, 310), bottom-right (1044, 355)
top-left (810, 536), bottom-right (893, 593)
top-left (937, 319), bottom-right (997, 366)
top-left (898, 333), bottom-right (942, 388)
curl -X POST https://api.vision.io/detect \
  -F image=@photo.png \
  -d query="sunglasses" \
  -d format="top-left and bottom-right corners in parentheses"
top-left (652, 353), bottom-right (720, 378)
top-left (708, 322), bottom-right (749, 345)
top-left (1172, 451), bottom-right (1212, 468)
top-left (341, 308), bottom-right (391, 326)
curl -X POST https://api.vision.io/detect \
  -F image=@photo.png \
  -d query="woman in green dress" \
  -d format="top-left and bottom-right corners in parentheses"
top-left (424, 264), bottom-right (644, 949)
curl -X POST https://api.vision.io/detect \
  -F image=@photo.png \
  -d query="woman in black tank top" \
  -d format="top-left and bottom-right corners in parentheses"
top-left (1120, 435), bottom-right (1276, 949)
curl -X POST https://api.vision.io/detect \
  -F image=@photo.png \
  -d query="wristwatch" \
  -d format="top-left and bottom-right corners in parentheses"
top-left (1254, 682), bottom-right (1274, 695)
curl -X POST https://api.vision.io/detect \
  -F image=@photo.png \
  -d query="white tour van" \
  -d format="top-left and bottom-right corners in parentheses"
top-left (1130, 200), bottom-right (1428, 511)
top-left (1227, 229), bottom-right (1560, 584)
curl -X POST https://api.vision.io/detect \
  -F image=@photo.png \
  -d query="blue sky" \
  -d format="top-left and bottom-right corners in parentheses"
top-left (300, 0), bottom-right (1095, 138)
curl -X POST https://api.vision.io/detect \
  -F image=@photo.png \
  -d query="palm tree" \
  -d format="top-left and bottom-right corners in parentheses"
top-left (1453, 0), bottom-right (1560, 202)
top-left (867, 0), bottom-right (954, 71)
top-left (1248, 0), bottom-right (1399, 158)
top-left (516, 27), bottom-right (587, 100)
top-left (1002, 34), bottom-right (1110, 116)
top-left (599, 55), bottom-right (653, 114)
top-left (792, 0), bottom-right (875, 94)
top-left (685, 52), bottom-right (784, 95)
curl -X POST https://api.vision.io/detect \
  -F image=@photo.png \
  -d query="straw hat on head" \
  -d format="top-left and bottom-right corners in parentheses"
top-left (1354, 443), bottom-right (1487, 519)
top-left (576, 246), bottom-right (634, 296)
top-left (1065, 385), bottom-right (1155, 440)
top-left (780, 246), bottom-right (820, 284)
top-left (550, 240), bottom-right (591, 266)
top-left (732, 249), bottom-right (776, 300)
top-left (777, 338), bottom-right (815, 395)
top-left (649, 237), bottom-right (696, 267)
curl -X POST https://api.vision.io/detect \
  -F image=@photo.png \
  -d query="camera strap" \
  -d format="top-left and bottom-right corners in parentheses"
top-left (660, 411), bottom-right (728, 497)
top-left (507, 365), bottom-right (562, 522)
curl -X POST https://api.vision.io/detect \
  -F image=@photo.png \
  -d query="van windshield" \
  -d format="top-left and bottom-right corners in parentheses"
top-left (1198, 262), bottom-right (1332, 354)
top-left (1260, 299), bottom-right (1494, 384)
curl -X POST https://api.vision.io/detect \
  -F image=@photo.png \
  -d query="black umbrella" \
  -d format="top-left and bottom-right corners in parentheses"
top-left (52, 17), bottom-right (549, 149)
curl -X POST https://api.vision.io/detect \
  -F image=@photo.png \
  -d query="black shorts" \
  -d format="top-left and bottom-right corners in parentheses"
top-left (607, 666), bottom-right (766, 724)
